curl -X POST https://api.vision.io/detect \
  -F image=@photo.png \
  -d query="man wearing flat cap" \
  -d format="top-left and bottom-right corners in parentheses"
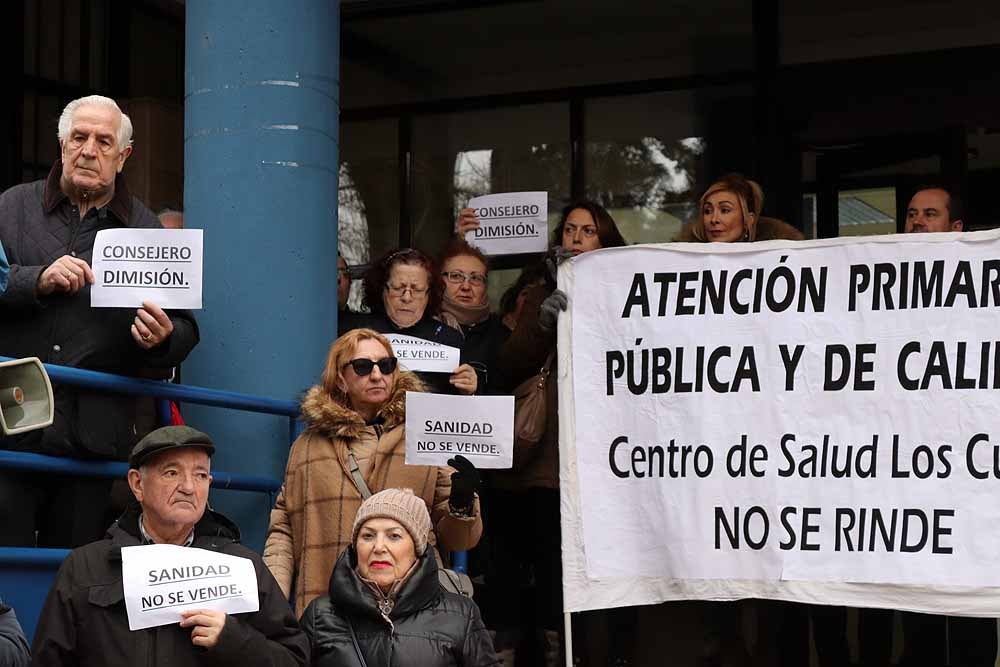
top-left (31, 426), bottom-right (308, 667)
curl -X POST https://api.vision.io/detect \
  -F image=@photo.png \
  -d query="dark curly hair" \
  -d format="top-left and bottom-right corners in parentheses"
top-left (551, 200), bottom-right (626, 250)
top-left (362, 247), bottom-right (444, 317)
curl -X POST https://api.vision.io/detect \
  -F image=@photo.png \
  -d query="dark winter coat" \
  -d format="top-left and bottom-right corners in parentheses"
top-left (493, 282), bottom-right (559, 489)
top-left (457, 314), bottom-right (512, 395)
top-left (0, 605), bottom-right (29, 667)
top-left (30, 505), bottom-right (308, 667)
top-left (0, 162), bottom-right (199, 460)
top-left (301, 546), bottom-right (499, 667)
top-left (341, 311), bottom-right (467, 394)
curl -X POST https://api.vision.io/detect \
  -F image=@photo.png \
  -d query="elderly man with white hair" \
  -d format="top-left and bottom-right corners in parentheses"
top-left (0, 95), bottom-right (199, 548)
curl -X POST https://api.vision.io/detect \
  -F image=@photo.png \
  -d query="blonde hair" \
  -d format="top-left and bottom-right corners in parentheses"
top-left (693, 173), bottom-right (765, 243)
top-left (321, 328), bottom-right (396, 402)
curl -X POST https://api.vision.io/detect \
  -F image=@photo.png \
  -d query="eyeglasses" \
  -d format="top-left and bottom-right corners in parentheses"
top-left (442, 271), bottom-right (487, 287)
top-left (343, 357), bottom-right (398, 376)
top-left (385, 283), bottom-right (429, 297)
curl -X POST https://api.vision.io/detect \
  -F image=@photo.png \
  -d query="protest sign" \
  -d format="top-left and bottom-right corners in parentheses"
top-left (559, 230), bottom-right (1000, 616)
top-left (121, 544), bottom-right (259, 631)
top-left (91, 228), bottom-right (203, 309)
top-left (466, 192), bottom-right (548, 255)
top-left (385, 333), bottom-right (461, 374)
top-left (405, 392), bottom-right (514, 468)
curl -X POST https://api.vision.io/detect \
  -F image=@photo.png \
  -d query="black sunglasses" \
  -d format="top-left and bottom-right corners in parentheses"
top-left (343, 357), bottom-right (398, 376)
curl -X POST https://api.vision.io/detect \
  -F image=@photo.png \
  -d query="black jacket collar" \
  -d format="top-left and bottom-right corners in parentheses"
top-left (108, 502), bottom-right (242, 553)
top-left (328, 546), bottom-right (442, 620)
top-left (43, 159), bottom-right (134, 223)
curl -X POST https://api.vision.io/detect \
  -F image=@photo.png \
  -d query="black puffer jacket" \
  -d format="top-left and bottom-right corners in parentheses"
top-left (31, 505), bottom-right (308, 667)
top-left (301, 546), bottom-right (499, 667)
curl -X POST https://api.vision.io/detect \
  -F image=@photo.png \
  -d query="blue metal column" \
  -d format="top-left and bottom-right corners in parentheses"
top-left (184, 1), bottom-right (339, 548)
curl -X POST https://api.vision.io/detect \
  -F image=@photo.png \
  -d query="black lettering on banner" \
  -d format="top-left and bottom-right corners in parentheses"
top-left (608, 435), bottom-right (713, 479)
top-left (726, 434), bottom-right (767, 478)
top-left (778, 344), bottom-right (805, 391)
top-left (619, 261), bottom-right (827, 318)
top-left (823, 344), bottom-right (876, 391)
top-left (604, 341), bottom-right (759, 396)
top-left (714, 506), bottom-right (769, 550)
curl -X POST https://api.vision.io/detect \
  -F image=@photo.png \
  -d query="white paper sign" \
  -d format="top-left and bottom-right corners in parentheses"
top-left (91, 229), bottom-right (203, 309)
top-left (121, 544), bottom-right (259, 631)
top-left (466, 192), bottom-right (548, 255)
top-left (405, 392), bottom-right (514, 469)
top-left (386, 333), bottom-right (461, 373)
top-left (560, 230), bottom-right (1000, 617)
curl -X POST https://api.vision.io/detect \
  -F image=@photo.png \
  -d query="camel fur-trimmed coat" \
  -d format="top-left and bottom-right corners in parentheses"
top-left (263, 371), bottom-right (483, 616)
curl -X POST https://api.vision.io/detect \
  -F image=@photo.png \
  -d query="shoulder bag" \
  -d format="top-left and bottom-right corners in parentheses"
top-left (511, 353), bottom-right (554, 469)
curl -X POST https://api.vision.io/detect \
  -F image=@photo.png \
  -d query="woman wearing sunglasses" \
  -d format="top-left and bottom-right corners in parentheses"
top-left (348, 247), bottom-right (480, 396)
top-left (264, 328), bottom-right (484, 616)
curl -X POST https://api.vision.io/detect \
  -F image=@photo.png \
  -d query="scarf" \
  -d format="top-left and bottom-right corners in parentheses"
top-left (440, 292), bottom-right (491, 327)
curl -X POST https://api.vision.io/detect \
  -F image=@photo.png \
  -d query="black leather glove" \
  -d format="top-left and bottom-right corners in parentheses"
top-left (538, 289), bottom-right (568, 333)
top-left (447, 455), bottom-right (480, 512)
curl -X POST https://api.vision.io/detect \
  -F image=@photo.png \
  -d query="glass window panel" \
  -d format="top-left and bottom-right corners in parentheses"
top-left (585, 85), bottom-right (754, 245)
top-left (411, 104), bottom-right (571, 257)
top-left (22, 94), bottom-right (37, 164)
top-left (24, 0), bottom-right (38, 76)
top-left (89, 0), bottom-right (108, 90)
top-left (63, 0), bottom-right (81, 85)
top-left (340, 118), bottom-right (399, 310)
top-left (838, 187), bottom-right (897, 237)
top-left (38, 0), bottom-right (61, 81)
top-left (37, 95), bottom-right (61, 167)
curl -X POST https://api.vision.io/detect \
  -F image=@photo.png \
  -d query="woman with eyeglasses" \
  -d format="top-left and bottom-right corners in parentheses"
top-left (346, 247), bottom-right (480, 396)
top-left (264, 328), bottom-right (484, 616)
top-left (437, 239), bottom-right (512, 395)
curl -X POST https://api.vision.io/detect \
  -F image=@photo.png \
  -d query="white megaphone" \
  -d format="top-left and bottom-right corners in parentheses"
top-left (0, 357), bottom-right (54, 435)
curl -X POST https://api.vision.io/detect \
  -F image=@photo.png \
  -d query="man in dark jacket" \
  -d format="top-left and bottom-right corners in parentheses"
top-left (897, 185), bottom-right (996, 667)
top-left (31, 426), bottom-right (308, 667)
top-left (0, 603), bottom-right (29, 667)
top-left (0, 95), bottom-right (199, 548)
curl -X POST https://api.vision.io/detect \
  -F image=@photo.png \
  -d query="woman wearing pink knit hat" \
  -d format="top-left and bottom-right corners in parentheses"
top-left (301, 488), bottom-right (499, 666)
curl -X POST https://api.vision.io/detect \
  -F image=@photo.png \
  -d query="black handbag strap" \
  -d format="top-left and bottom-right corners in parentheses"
top-left (347, 617), bottom-right (369, 667)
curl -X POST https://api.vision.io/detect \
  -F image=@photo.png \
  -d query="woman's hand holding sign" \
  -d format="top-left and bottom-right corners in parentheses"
top-left (449, 363), bottom-right (479, 395)
top-left (455, 208), bottom-right (480, 237)
top-left (131, 300), bottom-right (174, 349)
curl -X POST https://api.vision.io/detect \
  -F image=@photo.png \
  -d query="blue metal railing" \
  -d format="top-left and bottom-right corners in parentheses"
top-left (0, 357), bottom-right (466, 640)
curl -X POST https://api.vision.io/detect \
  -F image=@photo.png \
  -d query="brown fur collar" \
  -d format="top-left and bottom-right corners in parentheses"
top-left (674, 216), bottom-right (805, 242)
top-left (300, 371), bottom-right (424, 440)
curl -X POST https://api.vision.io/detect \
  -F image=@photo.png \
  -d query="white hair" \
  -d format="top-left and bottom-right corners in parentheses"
top-left (57, 95), bottom-right (134, 150)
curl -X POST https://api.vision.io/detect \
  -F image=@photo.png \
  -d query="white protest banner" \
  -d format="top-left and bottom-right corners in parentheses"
top-left (560, 229), bottom-right (1000, 617)
top-left (121, 544), bottom-right (259, 631)
top-left (91, 228), bottom-right (203, 309)
top-left (466, 192), bottom-right (548, 255)
top-left (405, 392), bottom-right (514, 469)
top-left (386, 333), bottom-right (461, 374)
